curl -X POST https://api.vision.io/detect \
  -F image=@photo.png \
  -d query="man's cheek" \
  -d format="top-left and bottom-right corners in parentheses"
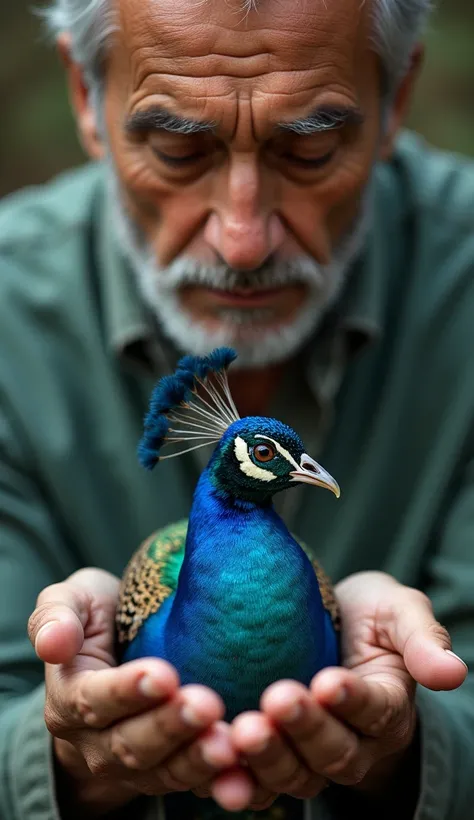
top-left (122, 185), bottom-right (213, 266)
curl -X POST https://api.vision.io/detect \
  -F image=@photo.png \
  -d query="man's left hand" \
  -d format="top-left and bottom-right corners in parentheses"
top-left (207, 572), bottom-right (468, 811)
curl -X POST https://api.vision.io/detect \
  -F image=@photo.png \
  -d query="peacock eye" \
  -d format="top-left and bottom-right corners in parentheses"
top-left (253, 443), bottom-right (276, 463)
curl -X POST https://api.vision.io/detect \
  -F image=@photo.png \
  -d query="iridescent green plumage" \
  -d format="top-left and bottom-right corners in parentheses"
top-left (116, 520), bottom-right (187, 646)
top-left (116, 520), bottom-right (340, 648)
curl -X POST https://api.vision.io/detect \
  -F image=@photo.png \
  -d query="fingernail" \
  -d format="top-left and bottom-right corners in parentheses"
top-left (181, 704), bottom-right (207, 728)
top-left (138, 675), bottom-right (166, 699)
top-left (200, 744), bottom-right (220, 767)
top-left (330, 686), bottom-right (347, 706)
top-left (280, 702), bottom-right (303, 723)
top-left (35, 621), bottom-right (59, 651)
top-left (445, 650), bottom-right (468, 670)
top-left (82, 709), bottom-right (99, 726)
top-left (200, 735), bottom-right (232, 767)
top-left (246, 733), bottom-right (270, 755)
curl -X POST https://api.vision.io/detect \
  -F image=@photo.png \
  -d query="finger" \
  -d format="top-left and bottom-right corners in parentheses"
top-left (108, 684), bottom-right (225, 770)
top-left (29, 570), bottom-right (121, 666)
top-left (66, 659), bottom-right (180, 729)
top-left (261, 680), bottom-right (359, 780)
top-left (311, 668), bottom-right (401, 737)
top-left (28, 570), bottom-right (120, 665)
top-left (211, 769), bottom-right (274, 813)
top-left (381, 588), bottom-right (468, 690)
top-left (232, 711), bottom-right (321, 796)
top-left (153, 721), bottom-right (237, 790)
top-left (28, 585), bottom-right (90, 664)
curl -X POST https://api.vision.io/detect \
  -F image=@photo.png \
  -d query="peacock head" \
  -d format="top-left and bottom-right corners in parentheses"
top-left (207, 417), bottom-right (340, 504)
top-left (138, 347), bottom-right (340, 505)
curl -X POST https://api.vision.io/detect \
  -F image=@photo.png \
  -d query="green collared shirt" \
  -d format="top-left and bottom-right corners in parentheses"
top-left (1, 132), bottom-right (474, 820)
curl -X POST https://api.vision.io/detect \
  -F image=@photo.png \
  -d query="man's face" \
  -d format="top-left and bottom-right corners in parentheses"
top-left (93, 0), bottom-right (386, 364)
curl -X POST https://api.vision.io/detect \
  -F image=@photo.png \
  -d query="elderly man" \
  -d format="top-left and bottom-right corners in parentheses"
top-left (1, 0), bottom-right (474, 817)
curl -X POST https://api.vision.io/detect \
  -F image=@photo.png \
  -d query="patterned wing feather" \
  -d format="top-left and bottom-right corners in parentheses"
top-left (296, 537), bottom-right (341, 632)
top-left (116, 519), bottom-right (188, 645)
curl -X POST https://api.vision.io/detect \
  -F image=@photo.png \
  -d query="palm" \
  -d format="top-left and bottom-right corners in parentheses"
top-left (70, 582), bottom-right (119, 675)
top-left (336, 571), bottom-right (415, 700)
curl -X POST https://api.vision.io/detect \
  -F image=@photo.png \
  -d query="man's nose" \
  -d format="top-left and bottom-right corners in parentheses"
top-left (204, 155), bottom-right (285, 270)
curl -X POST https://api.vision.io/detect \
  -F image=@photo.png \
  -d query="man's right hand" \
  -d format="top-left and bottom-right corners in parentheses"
top-left (27, 568), bottom-right (242, 816)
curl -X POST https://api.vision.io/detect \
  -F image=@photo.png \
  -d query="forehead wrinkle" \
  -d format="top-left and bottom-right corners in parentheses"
top-left (133, 62), bottom-right (352, 85)
top-left (122, 4), bottom-right (365, 141)
top-left (124, 25), bottom-right (363, 108)
top-left (130, 43), bottom-right (359, 85)
top-left (231, 91), bottom-right (258, 145)
top-left (120, 0), bottom-right (370, 101)
top-left (129, 65), bottom-right (359, 112)
top-left (118, 0), bottom-right (372, 90)
top-left (121, 0), bottom-right (369, 49)
top-left (126, 81), bottom-right (360, 144)
top-left (122, 0), bottom-right (370, 76)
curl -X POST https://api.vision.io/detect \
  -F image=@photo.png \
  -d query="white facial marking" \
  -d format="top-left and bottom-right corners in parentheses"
top-left (254, 435), bottom-right (300, 470)
top-left (234, 436), bottom-right (277, 482)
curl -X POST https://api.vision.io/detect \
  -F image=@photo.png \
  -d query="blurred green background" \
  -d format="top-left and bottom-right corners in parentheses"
top-left (1, 0), bottom-right (473, 198)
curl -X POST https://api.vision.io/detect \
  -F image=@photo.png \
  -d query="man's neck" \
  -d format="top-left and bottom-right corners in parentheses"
top-left (228, 361), bottom-right (289, 418)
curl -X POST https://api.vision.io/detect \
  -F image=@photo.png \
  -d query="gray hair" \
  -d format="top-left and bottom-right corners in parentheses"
top-left (43, 0), bottom-right (432, 92)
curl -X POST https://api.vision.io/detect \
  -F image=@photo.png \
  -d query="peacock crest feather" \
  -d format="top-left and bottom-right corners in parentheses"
top-left (138, 347), bottom-right (240, 467)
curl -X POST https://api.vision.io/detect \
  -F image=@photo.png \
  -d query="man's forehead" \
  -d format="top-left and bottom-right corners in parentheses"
top-left (112, 0), bottom-right (374, 134)
top-left (118, 0), bottom-right (370, 68)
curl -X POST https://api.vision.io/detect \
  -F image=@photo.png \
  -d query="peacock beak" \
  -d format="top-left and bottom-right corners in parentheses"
top-left (290, 453), bottom-right (341, 498)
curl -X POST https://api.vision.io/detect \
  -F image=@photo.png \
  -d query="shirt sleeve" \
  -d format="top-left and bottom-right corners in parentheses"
top-left (411, 455), bottom-right (474, 819)
top-left (312, 455), bottom-right (474, 820)
top-left (0, 403), bottom-right (159, 820)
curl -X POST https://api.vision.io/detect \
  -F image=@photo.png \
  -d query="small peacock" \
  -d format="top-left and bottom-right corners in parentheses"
top-left (116, 348), bottom-right (341, 720)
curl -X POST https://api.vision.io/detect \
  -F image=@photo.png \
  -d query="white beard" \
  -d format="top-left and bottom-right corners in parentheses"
top-left (107, 168), bottom-right (372, 369)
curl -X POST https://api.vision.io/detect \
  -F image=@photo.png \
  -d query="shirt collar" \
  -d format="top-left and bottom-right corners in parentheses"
top-left (304, 164), bottom-right (390, 427)
top-left (97, 180), bottom-right (158, 367)
top-left (323, 163), bottom-right (388, 352)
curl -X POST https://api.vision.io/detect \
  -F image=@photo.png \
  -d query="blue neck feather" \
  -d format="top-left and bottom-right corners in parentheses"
top-left (163, 468), bottom-right (334, 718)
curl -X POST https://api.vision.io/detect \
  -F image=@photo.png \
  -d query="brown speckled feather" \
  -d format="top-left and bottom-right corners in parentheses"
top-left (116, 520), bottom-right (187, 645)
top-left (310, 558), bottom-right (341, 631)
top-left (296, 538), bottom-right (341, 632)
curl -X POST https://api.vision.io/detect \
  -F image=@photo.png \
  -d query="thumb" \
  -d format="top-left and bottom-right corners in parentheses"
top-left (27, 569), bottom-right (119, 664)
top-left (28, 582), bottom-right (88, 665)
top-left (386, 587), bottom-right (468, 691)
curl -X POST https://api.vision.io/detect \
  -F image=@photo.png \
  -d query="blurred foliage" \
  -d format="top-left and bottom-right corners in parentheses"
top-left (1, 1), bottom-right (473, 197)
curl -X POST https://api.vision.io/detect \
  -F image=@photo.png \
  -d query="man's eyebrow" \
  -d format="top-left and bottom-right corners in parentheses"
top-left (125, 107), bottom-right (216, 136)
top-left (277, 105), bottom-right (364, 136)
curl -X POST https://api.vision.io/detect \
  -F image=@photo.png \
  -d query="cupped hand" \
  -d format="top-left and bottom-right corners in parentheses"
top-left (28, 568), bottom-right (240, 815)
top-left (229, 572), bottom-right (468, 808)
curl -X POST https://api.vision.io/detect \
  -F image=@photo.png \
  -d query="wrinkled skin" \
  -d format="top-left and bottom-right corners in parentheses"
top-left (63, 0), bottom-right (416, 352)
top-left (31, 0), bottom-right (467, 814)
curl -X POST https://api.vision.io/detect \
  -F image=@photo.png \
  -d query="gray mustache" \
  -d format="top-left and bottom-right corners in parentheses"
top-left (157, 258), bottom-right (325, 292)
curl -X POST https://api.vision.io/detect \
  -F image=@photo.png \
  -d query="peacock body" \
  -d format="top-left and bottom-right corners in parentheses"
top-left (116, 349), bottom-right (341, 720)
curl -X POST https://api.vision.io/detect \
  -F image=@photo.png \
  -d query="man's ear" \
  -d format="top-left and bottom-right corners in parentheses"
top-left (379, 44), bottom-right (424, 161)
top-left (57, 33), bottom-right (105, 160)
